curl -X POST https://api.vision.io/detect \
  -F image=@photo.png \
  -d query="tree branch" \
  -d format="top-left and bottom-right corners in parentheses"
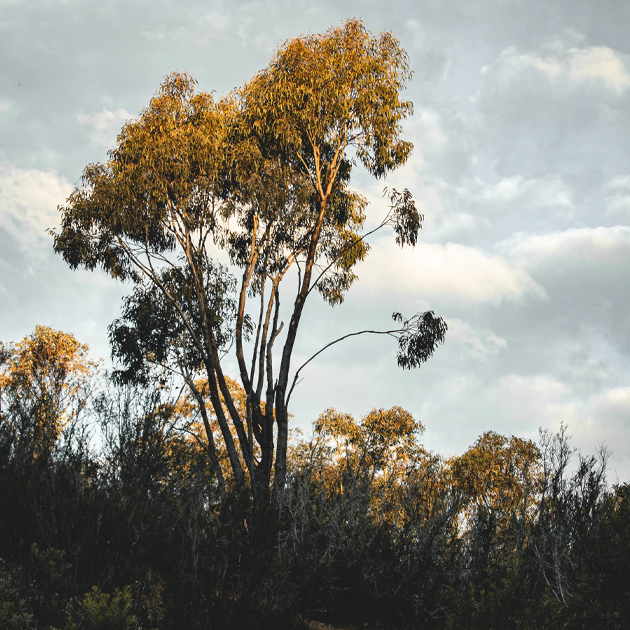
top-left (286, 327), bottom-right (399, 406)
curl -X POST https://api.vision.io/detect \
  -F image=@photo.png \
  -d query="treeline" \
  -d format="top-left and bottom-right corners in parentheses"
top-left (1, 326), bottom-right (628, 629)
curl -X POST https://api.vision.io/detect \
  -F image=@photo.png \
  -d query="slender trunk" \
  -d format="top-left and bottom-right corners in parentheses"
top-left (210, 338), bottom-right (251, 476)
top-left (202, 357), bottom-right (246, 489)
top-left (273, 196), bottom-right (328, 500)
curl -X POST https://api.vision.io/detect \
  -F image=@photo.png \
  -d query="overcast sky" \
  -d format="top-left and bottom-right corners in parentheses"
top-left (2, 0), bottom-right (630, 479)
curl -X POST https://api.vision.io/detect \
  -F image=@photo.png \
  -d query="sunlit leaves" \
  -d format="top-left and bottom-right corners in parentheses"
top-left (239, 19), bottom-right (413, 181)
top-left (234, 19), bottom-right (415, 307)
top-left (53, 72), bottom-right (227, 281)
top-left (0, 326), bottom-right (100, 458)
top-left (314, 406), bottom-right (424, 480)
top-left (452, 431), bottom-right (542, 514)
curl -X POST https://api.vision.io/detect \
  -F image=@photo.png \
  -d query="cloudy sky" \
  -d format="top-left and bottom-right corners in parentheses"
top-left (2, 0), bottom-right (630, 479)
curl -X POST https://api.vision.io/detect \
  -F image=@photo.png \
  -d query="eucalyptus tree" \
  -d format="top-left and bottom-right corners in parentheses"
top-left (53, 20), bottom-right (446, 511)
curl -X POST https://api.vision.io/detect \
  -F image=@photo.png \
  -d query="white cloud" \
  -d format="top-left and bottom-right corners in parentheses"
top-left (471, 41), bottom-right (630, 166)
top-left (573, 387), bottom-right (630, 478)
top-left (416, 110), bottom-right (448, 147)
top-left (529, 56), bottom-right (563, 79)
top-left (489, 374), bottom-right (579, 427)
top-left (434, 210), bottom-right (486, 235)
top-left (0, 165), bottom-right (72, 249)
top-left (606, 175), bottom-right (630, 191)
top-left (458, 174), bottom-right (573, 215)
top-left (77, 107), bottom-right (133, 147)
top-left (568, 46), bottom-right (630, 93)
top-left (485, 375), bottom-right (630, 472)
top-left (360, 239), bottom-right (541, 305)
top-left (480, 44), bottom-right (630, 95)
top-left (411, 173), bottom-right (574, 244)
top-left (494, 225), bottom-right (630, 364)
top-left (503, 225), bottom-right (630, 267)
top-left (142, 8), bottom-right (231, 45)
top-left (605, 175), bottom-right (630, 218)
top-left (590, 386), bottom-right (630, 416)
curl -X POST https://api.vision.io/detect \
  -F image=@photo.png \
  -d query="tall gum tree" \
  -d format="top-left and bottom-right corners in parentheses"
top-left (53, 20), bottom-right (447, 512)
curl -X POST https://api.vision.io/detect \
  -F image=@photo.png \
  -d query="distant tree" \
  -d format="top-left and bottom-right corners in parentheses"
top-left (170, 374), bottom-right (260, 497)
top-left (313, 407), bottom-right (423, 479)
top-left (53, 20), bottom-right (446, 512)
top-left (452, 432), bottom-right (541, 525)
top-left (450, 431), bottom-right (542, 579)
top-left (533, 426), bottom-right (608, 608)
top-left (0, 325), bottom-right (99, 462)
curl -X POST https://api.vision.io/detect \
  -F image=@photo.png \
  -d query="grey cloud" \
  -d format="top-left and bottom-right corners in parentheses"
top-left (502, 227), bottom-right (630, 353)
top-left (468, 41), bottom-right (630, 181)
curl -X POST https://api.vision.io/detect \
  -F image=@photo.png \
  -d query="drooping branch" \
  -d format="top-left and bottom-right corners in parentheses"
top-left (286, 311), bottom-right (447, 406)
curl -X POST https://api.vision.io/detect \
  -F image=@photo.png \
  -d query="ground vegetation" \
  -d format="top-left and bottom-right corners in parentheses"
top-left (0, 327), bottom-right (624, 629)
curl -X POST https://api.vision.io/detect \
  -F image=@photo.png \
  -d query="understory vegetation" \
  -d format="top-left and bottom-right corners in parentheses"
top-left (1, 327), bottom-right (627, 630)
